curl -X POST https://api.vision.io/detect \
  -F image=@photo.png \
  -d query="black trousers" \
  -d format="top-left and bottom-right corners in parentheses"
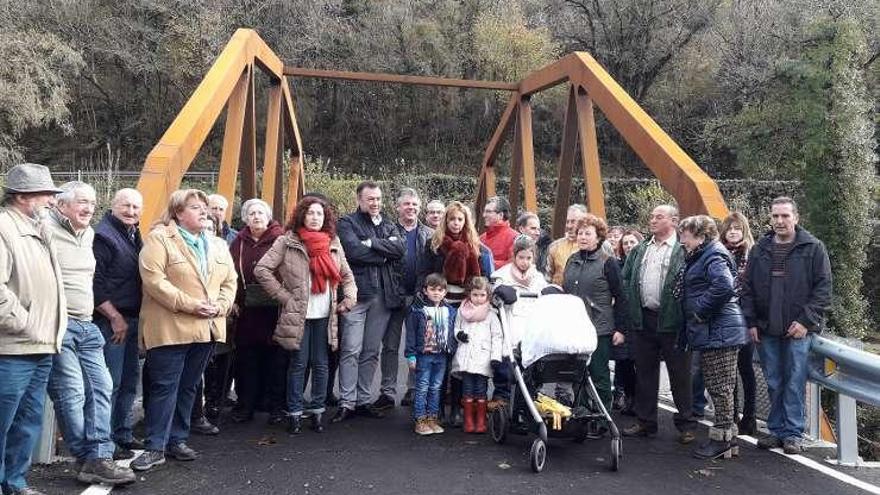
top-left (613, 359), bottom-right (637, 398)
top-left (631, 309), bottom-right (696, 432)
top-left (736, 341), bottom-right (757, 420)
top-left (234, 344), bottom-right (289, 414)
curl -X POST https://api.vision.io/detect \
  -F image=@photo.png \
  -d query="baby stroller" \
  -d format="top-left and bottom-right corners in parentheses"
top-left (488, 286), bottom-right (621, 473)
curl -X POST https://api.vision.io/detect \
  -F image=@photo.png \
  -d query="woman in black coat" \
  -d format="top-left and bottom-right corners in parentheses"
top-left (677, 215), bottom-right (747, 460)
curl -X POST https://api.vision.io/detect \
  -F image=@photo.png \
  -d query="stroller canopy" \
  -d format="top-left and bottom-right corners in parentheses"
top-left (520, 294), bottom-right (597, 369)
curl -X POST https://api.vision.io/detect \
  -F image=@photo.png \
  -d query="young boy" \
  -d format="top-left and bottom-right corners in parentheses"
top-left (405, 273), bottom-right (457, 435)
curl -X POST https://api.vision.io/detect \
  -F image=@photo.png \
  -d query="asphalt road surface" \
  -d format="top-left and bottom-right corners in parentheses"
top-left (30, 404), bottom-right (872, 495)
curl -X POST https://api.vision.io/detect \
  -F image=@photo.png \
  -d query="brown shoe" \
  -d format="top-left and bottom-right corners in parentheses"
top-left (414, 418), bottom-right (434, 436)
top-left (679, 430), bottom-right (697, 445)
top-left (622, 423), bottom-right (657, 438)
top-left (427, 416), bottom-right (445, 434)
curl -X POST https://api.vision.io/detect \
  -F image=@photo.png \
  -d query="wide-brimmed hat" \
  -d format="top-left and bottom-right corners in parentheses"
top-left (3, 163), bottom-right (62, 194)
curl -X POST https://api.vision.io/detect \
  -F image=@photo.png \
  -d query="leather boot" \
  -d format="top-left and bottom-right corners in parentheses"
top-left (737, 416), bottom-right (757, 436)
top-left (461, 398), bottom-right (476, 433)
top-left (312, 413), bottom-right (324, 433)
top-left (693, 426), bottom-right (738, 460)
top-left (287, 415), bottom-right (302, 435)
top-left (474, 399), bottom-right (488, 433)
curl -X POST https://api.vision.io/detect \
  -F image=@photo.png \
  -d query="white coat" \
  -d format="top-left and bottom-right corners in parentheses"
top-left (451, 310), bottom-right (503, 378)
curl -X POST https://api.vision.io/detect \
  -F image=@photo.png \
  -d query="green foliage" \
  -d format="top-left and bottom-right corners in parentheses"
top-left (714, 19), bottom-right (878, 338)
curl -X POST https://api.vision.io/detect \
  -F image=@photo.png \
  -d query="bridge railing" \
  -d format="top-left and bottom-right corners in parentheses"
top-left (807, 333), bottom-right (880, 467)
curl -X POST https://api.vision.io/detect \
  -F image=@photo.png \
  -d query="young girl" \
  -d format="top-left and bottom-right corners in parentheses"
top-left (451, 277), bottom-right (502, 434)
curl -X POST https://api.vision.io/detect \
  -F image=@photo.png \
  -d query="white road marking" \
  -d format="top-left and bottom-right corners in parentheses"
top-left (657, 402), bottom-right (880, 495)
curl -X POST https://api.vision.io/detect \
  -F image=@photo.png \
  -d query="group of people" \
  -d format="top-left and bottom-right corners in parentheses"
top-left (0, 161), bottom-right (832, 495)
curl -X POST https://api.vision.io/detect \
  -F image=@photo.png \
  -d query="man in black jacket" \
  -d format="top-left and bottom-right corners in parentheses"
top-left (741, 196), bottom-right (832, 454)
top-left (374, 188), bottom-right (434, 411)
top-left (333, 181), bottom-right (406, 422)
top-left (93, 188), bottom-right (144, 459)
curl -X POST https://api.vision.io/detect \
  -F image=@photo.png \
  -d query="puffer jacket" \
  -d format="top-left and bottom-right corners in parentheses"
top-left (682, 240), bottom-right (748, 350)
top-left (451, 308), bottom-right (503, 378)
top-left (253, 231), bottom-right (357, 351)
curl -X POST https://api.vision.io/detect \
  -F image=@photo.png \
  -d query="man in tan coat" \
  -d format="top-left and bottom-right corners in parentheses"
top-left (0, 163), bottom-right (66, 495)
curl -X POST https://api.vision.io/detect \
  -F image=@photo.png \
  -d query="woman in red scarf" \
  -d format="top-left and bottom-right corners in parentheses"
top-left (254, 195), bottom-right (357, 434)
top-left (424, 201), bottom-right (484, 306)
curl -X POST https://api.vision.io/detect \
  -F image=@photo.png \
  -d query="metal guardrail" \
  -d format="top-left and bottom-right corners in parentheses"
top-left (807, 333), bottom-right (880, 467)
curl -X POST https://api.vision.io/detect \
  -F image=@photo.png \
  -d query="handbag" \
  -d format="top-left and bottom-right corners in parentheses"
top-left (238, 243), bottom-right (279, 308)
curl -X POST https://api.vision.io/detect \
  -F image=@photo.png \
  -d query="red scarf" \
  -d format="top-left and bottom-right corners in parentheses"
top-left (440, 229), bottom-right (481, 285)
top-left (297, 228), bottom-right (341, 294)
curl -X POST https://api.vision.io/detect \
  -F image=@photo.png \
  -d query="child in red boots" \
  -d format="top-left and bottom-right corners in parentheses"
top-left (451, 277), bottom-right (503, 433)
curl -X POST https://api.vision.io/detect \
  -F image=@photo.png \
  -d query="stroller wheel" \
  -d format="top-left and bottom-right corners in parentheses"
top-left (489, 407), bottom-right (507, 444)
top-left (610, 438), bottom-right (621, 472)
top-left (530, 438), bottom-right (547, 473)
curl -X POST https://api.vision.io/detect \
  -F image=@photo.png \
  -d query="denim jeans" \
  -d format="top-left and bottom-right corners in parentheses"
top-left (413, 354), bottom-right (446, 420)
top-left (288, 318), bottom-right (329, 415)
top-left (0, 354), bottom-right (52, 493)
top-left (757, 334), bottom-right (811, 441)
top-left (143, 343), bottom-right (213, 451)
top-left (97, 316), bottom-right (140, 444)
top-left (47, 319), bottom-right (115, 461)
top-left (461, 373), bottom-right (488, 400)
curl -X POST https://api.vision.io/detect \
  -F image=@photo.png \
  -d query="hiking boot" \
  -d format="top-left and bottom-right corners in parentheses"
top-left (757, 435), bottom-right (782, 450)
top-left (414, 418), bottom-right (434, 436)
top-left (167, 442), bottom-right (199, 461)
top-left (622, 423), bottom-right (657, 438)
top-left (130, 450), bottom-right (165, 471)
top-left (354, 404), bottom-right (386, 419)
top-left (287, 415), bottom-right (303, 435)
top-left (427, 416), bottom-right (445, 434)
top-left (401, 389), bottom-right (414, 407)
top-left (783, 437), bottom-right (805, 454)
top-left (113, 444), bottom-right (135, 461)
top-left (191, 416), bottom-right (220, 435)
top-left (372, 394), bottom-right (395, 411)
top-left (678, 430), bottom-right (697, 445)
top-left (76, 458), bottom-right (136, 485)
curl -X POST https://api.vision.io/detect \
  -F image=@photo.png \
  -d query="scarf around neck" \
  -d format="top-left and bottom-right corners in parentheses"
top-left (297, 228), bottom-right (341, 294)
top-left (440, 229), bottom-right (481, 285)
top-left (458, 298), bottom-right (491, 323)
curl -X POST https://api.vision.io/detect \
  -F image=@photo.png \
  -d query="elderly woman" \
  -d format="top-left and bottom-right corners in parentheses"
top-left (254, 195), bottom-right (356, 434)
top-left (131, 189), bottom-right (237, 472)
top-left (562, 214), bottom-right (627, 413)
top-left (228, 199), bottom-right (286, 424)
top-left (677, 215), bottom-right (747, 460)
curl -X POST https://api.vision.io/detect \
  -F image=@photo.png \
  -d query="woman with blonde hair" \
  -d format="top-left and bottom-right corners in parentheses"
top-left (132, 189), bottom-right (237, 472)
top-left (423, 201), bottom-right (487, 305)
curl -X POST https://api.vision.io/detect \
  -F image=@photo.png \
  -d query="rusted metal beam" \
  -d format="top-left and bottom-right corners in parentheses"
top-left (575, 88), bottom-right (606, 219)
top-left (281, 78), bottom-right (305, 214)
top-left (552, 86), bottom-right (579, 239)
top-left (475, 94), bottom-right (518, 226)
top-left (517, 96), bottom-right (537, 214)
top-left (568, 52), bottom-right (727, 217)
top-left (284, 67), bottom-right (518, 91)
top-left (508, 114), bottom-right (523, 217)
top-left (240, 65), bottom-right (258, 202)
top-left (217, 67), bottom-right (251, 222)
top-left (136, 28), bottom-right (286, 232)
top-left (261, 82), bottom-right (284, 219)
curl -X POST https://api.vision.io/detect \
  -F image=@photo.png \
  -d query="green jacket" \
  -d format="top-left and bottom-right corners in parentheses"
top-left (621, 237), bottom-right (684, 334)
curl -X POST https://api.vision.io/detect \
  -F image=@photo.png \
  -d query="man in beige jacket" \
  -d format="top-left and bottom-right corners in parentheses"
top-left (45, 181), bottom-right (135, 486)
top-left (0, 163), bottom-right (65, 495)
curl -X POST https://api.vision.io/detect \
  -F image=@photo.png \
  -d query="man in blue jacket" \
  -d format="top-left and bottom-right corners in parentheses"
top-left (333, 181), bottom-right (406, 422)
top-left (741, 196), bottom-right (832, 454)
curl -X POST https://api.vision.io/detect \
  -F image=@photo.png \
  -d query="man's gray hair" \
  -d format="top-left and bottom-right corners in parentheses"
top-left (397, 187), bottom-right (420, 205)
top-left (241, 198), bottom-right (272, 221)
top-left (655, 204), bottom-right (679, 219)
top-left (516, 211), bottom-right (539, 229)
top-left (56, 181), bottom-right (96, 205)
top-left (568, 204), bottom-right (587, 215)
top-left (207, 193), bottom-right (229, 208)
top-left (425, 199), bottom-right (445, 211)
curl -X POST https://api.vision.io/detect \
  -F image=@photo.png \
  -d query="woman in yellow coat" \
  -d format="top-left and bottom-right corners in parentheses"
top-left (131, 189), bottom-right (237, 472)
